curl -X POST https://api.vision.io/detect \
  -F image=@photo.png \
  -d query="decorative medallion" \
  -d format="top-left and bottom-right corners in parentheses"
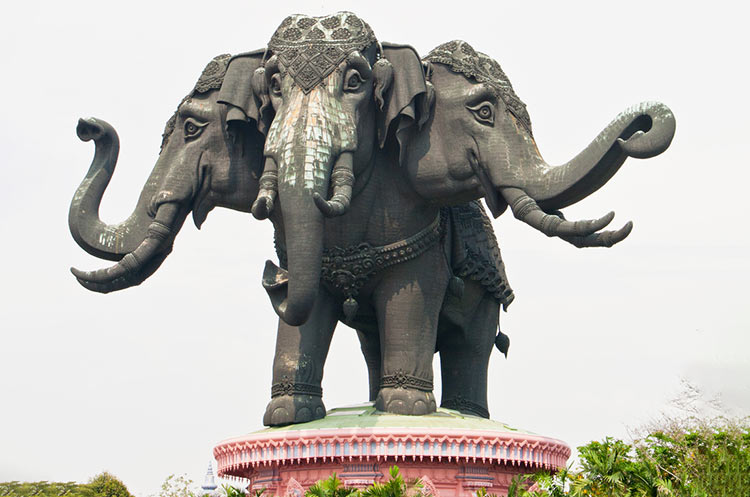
top-left (285, 478), bottom-right (304, 497)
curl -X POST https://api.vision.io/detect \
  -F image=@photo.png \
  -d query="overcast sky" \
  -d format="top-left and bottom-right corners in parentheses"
top-left (1, 1), bottom-right (748, 495)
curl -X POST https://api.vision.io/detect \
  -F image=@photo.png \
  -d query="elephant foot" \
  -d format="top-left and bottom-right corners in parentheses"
top-left (375, 387), bottom-right (437, 416)
top-left (263, 395), bottom-right (326, 426)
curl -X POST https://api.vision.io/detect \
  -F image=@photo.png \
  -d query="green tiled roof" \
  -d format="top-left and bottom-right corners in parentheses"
top-left (256, 403), bottom-right (536, 435)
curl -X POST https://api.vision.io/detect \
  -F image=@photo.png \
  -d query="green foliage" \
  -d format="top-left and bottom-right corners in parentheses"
top-left (0, 473), bottom-right (130, 497)
top-left (221, 485), bottom-right (247, 497)
top-left (359, 466), bottom-right (423, 497)
top-left (0, 481), bottom-right (93, 497)
top-left (490, 417), bottom-right (750, 497)
top-left (86, 473), bottom-right (132, 497)
top-left (305, 467), bottom-right (423, 497)
top-left (634, 420), bottom-right (750, 497)
top-left (305, 474), bottom-right (357, 497)
top-left (152, 475), bottom-right (195, 497)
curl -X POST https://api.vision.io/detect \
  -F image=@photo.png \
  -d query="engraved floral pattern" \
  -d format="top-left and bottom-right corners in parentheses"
top-left (267, 12), bottom-right (377, 93)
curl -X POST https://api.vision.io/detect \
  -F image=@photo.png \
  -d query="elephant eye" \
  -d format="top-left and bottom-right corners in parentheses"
top-left (343, 69), bottom-right (364, 92)
top-left (270, 73), bottom-right (282, 96)
top-left (183, 118), bottom-right (207, 140)
top-left (467, 102), bottom-right (495, 126)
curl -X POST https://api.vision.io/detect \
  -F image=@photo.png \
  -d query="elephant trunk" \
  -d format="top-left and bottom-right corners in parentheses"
top-left (262, 79), bottom-right (359, 326)
top-left (270, 153), bottom-right (351, 326)
top-left (71, 119), bottom-right (207, 292)
top-left (516, 101), bottom-right (675, 211)
top-left (69, 118), bottom-right (171, 261)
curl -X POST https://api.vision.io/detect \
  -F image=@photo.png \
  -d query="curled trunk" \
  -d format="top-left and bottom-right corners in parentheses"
top-left (69, 118), bottom-right (172, 261)
top-left (518, 101), bottom-right (675, 211)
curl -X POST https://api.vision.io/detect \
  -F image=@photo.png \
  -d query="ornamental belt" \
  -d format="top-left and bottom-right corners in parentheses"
top-left (321, 211), bottom-right (446, 321)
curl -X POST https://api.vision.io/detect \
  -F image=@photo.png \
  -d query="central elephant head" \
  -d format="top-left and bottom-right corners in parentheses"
top-left (251, 12), bottom-right (429, 326)
top-left (405, 41), bottom-right (676, 247)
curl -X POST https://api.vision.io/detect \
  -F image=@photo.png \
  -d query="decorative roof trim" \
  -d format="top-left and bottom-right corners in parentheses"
top-left (214, 427), bottom-right (570, 477)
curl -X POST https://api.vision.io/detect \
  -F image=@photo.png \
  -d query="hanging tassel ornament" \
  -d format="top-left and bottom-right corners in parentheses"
top-left (494, 328), bottom-right (510, 358)
top-left (343, 296), bottom-right (359, 322)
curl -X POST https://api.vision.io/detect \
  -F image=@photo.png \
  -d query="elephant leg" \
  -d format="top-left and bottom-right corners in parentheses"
top-left (263, 285), bottom-right (339, 426)
top-left (373, 246), bottom-right (449, 415)
top-left (438, 284), bottom-right (498, 418)
top-left (356, 327), bottom-right (382, 402)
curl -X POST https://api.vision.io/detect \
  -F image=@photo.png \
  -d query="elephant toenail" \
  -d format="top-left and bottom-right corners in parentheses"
top-left (413, 400), bottom-right (427, 415)
top-left (270, 407), bottom-right (291, 425)
top-left (295, 407), bottom-right (312, 422)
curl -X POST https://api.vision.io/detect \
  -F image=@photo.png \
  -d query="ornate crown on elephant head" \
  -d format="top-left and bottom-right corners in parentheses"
top-left (161, 54), bottom-right (232, 151)
top-left (425, 40), bottom-right (532, 136)
top-left (266, 12), bottom-right (378, 93)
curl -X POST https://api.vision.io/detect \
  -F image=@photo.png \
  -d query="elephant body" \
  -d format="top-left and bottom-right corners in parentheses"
top-left (270, 199), bottom-right (513, 420)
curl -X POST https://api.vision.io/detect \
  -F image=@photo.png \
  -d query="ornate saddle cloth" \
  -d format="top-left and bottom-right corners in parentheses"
top-left (447, 200), bottom-right (514, 310)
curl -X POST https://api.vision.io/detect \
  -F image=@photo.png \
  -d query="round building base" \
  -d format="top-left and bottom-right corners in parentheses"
top-left (214, 404), bottom-right (570, 497)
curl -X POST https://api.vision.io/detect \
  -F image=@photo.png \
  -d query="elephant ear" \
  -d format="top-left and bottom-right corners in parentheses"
top-left (379, 43), bottom-right (431, 158)
top-left (217, 49), bottom-right (268, 176)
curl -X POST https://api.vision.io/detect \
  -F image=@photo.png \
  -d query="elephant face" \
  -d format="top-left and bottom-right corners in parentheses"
top-left (158, 80), bottom-right (260, 225)
top-left (249, 12), bottom-right (429, 326)
top-left (69, 54), bottom-right (262, 293)
top-left (407, 41), bottom-right (676, 247)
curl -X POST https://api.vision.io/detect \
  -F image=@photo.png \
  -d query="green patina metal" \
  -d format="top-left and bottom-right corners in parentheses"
top-left (256, 404), bottom-right (534, 434)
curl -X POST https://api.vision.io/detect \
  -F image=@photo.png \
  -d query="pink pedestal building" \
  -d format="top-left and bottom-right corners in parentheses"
top-left (215, 404), bottom-right (570, 497)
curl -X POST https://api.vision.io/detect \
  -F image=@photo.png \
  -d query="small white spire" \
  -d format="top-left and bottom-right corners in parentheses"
top-left (201, 461), bottom-right (218, 492)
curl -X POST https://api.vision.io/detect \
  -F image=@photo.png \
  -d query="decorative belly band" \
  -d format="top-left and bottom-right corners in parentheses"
top-left (320, 212), bottom-right (445, 321)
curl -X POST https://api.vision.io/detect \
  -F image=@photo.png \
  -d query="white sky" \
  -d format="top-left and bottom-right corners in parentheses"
top-left (1, 1), bottom-right (748, 495)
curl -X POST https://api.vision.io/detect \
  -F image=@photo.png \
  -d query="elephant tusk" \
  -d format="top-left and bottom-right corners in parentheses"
top-left (502, 187), bottom-right (616, 237)
top-left (70, 203), bottom-right (178, 293)
top-left (252, 157), bottom-right (278, 220)
top-left (313, 152), bottom-right (354, 217)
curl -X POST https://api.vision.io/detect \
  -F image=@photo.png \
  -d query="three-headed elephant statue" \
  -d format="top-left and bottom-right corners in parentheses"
top-left (69, 12), bottom-right (676, 428)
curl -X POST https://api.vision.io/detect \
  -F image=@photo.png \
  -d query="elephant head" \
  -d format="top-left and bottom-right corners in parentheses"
top-left (406, 41), bottom-right (676, 247)
top-left (69, 53), bottom-right (265, 292)
top-left (251, 12), bottom-right (429, 326)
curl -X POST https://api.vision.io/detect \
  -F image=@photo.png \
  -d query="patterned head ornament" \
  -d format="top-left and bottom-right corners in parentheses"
top-left (425, 40), bottom-right (532, 136)
top-left (267, 12), bottom-right (378, 93)
top-left (161, 54), bottom-right (231, 150)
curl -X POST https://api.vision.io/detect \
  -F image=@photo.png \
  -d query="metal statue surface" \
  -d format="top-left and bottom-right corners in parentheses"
top-left (68, 12), bottom-right (676, 426)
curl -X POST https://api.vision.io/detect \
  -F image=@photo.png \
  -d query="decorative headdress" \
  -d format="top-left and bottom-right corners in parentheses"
top-left (267, 12), bottom-right (378, 93)
top-left (161, 54), bottom-right (232, 150)
top-left (425, 40), bottom-right (532, 136)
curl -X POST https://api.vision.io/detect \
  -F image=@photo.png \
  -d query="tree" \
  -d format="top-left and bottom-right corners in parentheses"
top-left (152, 475), bottom-right (195, 497)
top-left (87, 473), bottom-right (133, 497)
